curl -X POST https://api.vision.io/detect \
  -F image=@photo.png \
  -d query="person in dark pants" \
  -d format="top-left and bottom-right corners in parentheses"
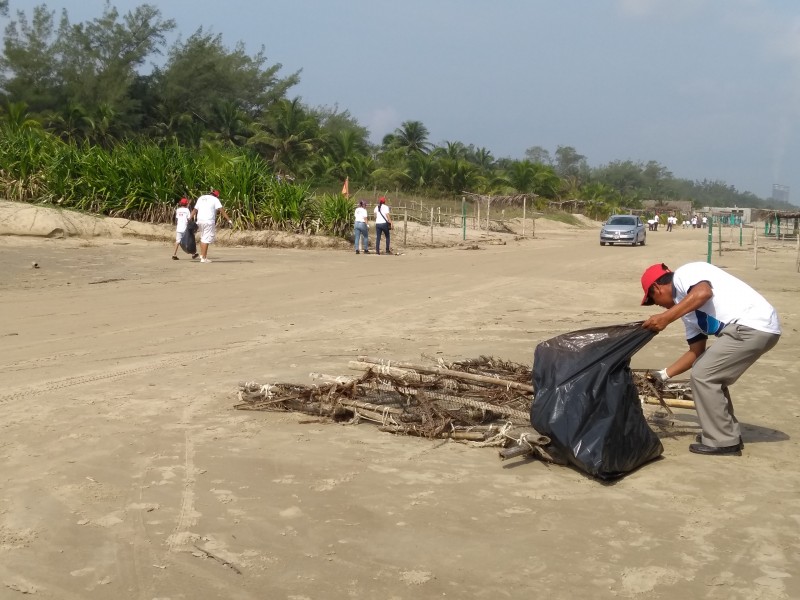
top-left (374, 196), bottom-right (393, 255)
top-left (640, 262), bottom-right (781, 456)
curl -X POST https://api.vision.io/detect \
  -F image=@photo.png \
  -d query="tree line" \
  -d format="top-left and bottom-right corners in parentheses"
top-left (1, 2), bottom-right (793, 219)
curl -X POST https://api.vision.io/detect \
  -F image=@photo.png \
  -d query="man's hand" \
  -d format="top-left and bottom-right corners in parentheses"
top-left (651, 368), bottom-right (670, 382)
top-left (642, 313), bottom-right (671, 332)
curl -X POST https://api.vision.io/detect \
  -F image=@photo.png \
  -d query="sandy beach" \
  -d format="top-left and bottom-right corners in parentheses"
top-left (1, 204), bottom-right (799, 599)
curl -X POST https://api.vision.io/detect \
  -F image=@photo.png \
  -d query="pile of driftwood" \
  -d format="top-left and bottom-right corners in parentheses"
top-left (236, 356), bottom-right (695, 464)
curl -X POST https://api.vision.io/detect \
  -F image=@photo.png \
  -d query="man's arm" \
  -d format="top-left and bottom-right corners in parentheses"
top-left (664, 338), bottom-right (707, 378)
top-left (219, 207), bottom-right (233, 224)
top-left (642, 281), bottom-right (713, 332)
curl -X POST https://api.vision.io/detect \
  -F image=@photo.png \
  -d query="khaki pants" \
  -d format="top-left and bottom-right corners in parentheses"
top-left (692, 324), bottom-right (780, 447)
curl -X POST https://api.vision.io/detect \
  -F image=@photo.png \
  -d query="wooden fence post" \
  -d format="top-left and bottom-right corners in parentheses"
top-left (430, 207), bottom-right (434, 244)
top-left (754, 231), bottom-right (758, 270)
top-left (522, 197), bottom-right (527, 237)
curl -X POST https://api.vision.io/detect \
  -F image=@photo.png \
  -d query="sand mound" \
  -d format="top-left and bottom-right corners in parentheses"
top-left (0, 199), bottom-right (594, 249)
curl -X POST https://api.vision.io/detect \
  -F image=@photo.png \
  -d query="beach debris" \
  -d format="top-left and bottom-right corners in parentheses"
top-left (235, 356), bottom-right (695, 466)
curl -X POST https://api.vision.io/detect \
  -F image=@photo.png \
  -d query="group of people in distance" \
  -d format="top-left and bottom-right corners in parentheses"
top-left (649, 214), bottom-right (709, 231)
top-left (172, 190), bottom-right (233, 263)
top-left (353, 196), bottom-right (394, 255)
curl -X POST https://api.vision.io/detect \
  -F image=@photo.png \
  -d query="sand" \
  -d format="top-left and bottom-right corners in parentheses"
top-left (1, 203), bottom-right (799, 599)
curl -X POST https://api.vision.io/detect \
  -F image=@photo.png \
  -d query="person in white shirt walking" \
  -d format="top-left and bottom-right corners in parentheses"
top-left (191, 189), bottom-right (233, 263)
top-left (172, 198), bottom-right (197, 260)
top-left (641, 262), bottom-right (781, 456)
top-left (373, 197), bottom-right (393, 255)
top-left (353, 200), bottom-right (370, 254)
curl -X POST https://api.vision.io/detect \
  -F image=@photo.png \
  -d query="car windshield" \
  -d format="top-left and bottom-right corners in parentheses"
top-left (607, 216), bottom-right (636, 226)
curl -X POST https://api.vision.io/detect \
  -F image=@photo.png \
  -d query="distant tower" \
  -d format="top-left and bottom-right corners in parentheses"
top-left (772, 184), bottom-right (790, 203)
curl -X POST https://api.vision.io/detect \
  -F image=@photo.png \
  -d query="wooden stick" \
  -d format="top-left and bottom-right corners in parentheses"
top-left (377, 427), bottom-right (486, 441)
top-left (192, 545), bottom-right (242, 575)
top-left (643, 397), bottom-right (695, 410)
top-left (339, 399), bottom-right (404, 416)
top-left (354, 357), bottom-right (535, 393)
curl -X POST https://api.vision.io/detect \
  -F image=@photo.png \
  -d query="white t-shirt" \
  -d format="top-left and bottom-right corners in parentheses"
top-left (374, 204), bottom-right (390, 224)
top-left (354, 207), bottom-right (368, 223)
top-left (673, 262), bottom-right (781, 339)
top-left (175, 207), bottom-right (190, 232)
top-left (194, 194), bottom-right (222, 223)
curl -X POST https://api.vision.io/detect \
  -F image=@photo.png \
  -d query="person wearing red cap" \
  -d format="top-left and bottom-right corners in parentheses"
top-left (641, 262), bottom-right (781, 456)
top-left (172, 197), bottom-right (197, 260)
top-left (373, 197), bottom-right (393, 255)
top-left (191, 190), bottom-right (233, 263)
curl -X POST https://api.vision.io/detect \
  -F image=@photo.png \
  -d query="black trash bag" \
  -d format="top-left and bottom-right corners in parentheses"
top-left (530, 322), bottom-right (663, 480)
top-left (180, 221), bottom-right (198, 255)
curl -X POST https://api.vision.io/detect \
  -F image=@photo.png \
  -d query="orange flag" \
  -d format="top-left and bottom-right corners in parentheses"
top-left (341, 177), bottom-right (350, 197)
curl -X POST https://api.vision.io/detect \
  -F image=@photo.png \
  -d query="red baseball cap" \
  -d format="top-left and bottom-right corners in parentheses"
top-left (179, 198), bottom-right (188, 206)
top-left (211, 189), bottom-right (220, 197)
top-left (379, 196), bottom-right (386, 204)
top-left (640, 263), bottom-right (671, 305)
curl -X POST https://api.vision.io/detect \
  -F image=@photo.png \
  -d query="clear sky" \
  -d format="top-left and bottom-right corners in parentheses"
top-left (5, 0), bottom-right (800, 202)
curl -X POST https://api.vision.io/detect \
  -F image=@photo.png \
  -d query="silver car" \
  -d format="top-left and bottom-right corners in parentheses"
top-left (600, 215), bottom-right (646, 246)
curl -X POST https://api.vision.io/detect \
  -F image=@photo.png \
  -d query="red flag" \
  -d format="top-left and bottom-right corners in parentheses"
top-left (341, 177), bottom-right (350, 197)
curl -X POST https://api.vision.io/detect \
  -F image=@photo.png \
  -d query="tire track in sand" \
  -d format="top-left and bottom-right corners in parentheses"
top-left (0, 338), bottom-right (264, 406)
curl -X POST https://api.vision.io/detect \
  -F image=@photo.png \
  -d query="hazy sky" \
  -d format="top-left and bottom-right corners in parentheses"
top-left (5, 0), bottom-right (800, 202)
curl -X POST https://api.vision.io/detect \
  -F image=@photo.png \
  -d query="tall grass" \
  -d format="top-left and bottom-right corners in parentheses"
top-left (0, 127), bottom-right (358, 236)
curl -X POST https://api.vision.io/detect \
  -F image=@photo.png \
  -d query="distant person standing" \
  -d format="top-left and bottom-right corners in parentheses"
top-left (702, 215), bottom-right (708, 229)
top-left (691, 215), bottom-right (698, 229)
top-left (374, 196), bottom-right (393, 255)
top-left (191, 189), bottom-right (233, 263)
top-left (666, 215), bottom-right (674, 232)
top-left (172, 197), bottom-right (198, 260)
top-left (354, 200), bottom-right (370, 254)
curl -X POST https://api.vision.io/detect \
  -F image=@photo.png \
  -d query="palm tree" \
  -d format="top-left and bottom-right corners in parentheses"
top-left (45, 101), bottom-right (93, 142)
top-left (210, 100), bottom-right (251, 147)
top-left (248, 98), bottom-right (320, 177)
top-left (506, 160), bottom-right (537, 193)
top-left (437, 159), bottom-right (478, 196)
top-left (1, 102), bottom-right (42, 133)
top-left (469, 146), bottom-right (495, 172)
top-left (392, 120), bottom-right (431, 155)
top-left (407, 152), bottom-right (436, 189)
top-left (323, 129), bottom-right (369, 181)
top-left (433, 140), bottom-right (466, 161)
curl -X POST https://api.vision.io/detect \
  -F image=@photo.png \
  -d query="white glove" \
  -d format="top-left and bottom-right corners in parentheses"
top-left (653, 368), bottom-right (670, 382)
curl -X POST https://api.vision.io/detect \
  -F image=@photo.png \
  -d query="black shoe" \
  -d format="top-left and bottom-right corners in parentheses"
top-left (695, 434), bottom-right (744, 448)
top-left (172, 255), bottom-right (179, 260)
top-left (689, 442), bottom-right (742, 456)
top-left (191, 253), bottom-right (199, 259)
top-left (363, 250), bottom-right (370, 254)
top-left (355, 250), bottom-right (360, 254)
top-left (375, 251), bottom-right (380, 255)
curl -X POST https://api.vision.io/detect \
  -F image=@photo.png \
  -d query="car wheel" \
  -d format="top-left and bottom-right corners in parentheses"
top-left (600, 241), bottom-right (606, 246)
top-left (640, 235), bottom-right (646, 246)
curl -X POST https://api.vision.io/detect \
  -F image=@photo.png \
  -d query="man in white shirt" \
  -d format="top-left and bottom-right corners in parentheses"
top-left (640, 262), bottom-right (781, 456)
top-left (373, 197), bottom-right (393, 255)
top-left (191, 190), bottom-right (233, 263)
